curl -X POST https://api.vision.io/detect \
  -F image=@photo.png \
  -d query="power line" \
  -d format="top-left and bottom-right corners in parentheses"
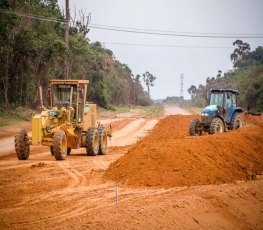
top-left (91, 23), bottom-right (263, 36)
top-left (104, 42), bottom-right (233, 49)
top-left (89, 24), bottom-right (263, 39)
top-left (1, 9), bottom-right (263, 39)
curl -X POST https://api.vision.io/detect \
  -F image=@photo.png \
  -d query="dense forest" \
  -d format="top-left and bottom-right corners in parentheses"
top-left (186, 41), bottom-right (263, 112)
top-left (0, 0), bottom-right (151, 109)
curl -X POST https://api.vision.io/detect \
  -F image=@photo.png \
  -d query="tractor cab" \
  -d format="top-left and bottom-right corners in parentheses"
top-left (203, 89), bottom-right (241, 123)
top-left (189, 89), bottom-right (243, 136)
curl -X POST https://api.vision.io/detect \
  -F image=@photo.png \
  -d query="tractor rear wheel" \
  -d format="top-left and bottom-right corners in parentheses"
top-left (53, 130), bottom-right (67, 160)
top-left (98, 127), bottom-right (107, 155)
top-left (210, 117), bottom-right (224, 134)
top-left (230, 113), bottom-right (243, 130)
top-left (15, 129), bottom-right (30, 160)
top-left (189, 119), bottom-right (202, 136)
top-left (86, 128), bottom-right (99, 156)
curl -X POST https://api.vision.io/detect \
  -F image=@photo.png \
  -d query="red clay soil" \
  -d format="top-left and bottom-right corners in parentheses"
top-left (105, 115), bottom-right (263, 188)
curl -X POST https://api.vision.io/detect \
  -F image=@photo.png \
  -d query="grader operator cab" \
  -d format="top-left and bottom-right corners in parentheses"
top-left (15, 80), bottom-right (110, 160)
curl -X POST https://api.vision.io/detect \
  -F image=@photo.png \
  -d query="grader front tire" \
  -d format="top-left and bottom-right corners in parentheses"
top-left (15, 129), bottom-right (30, 160)
top-left (53, 130), bottom-right (67, 160)
top-left (86, 128), bottom-right (99, 156)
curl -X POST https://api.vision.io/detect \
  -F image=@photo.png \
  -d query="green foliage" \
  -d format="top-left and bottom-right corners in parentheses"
top-left (0, 0), bottom-right (150, 109)
top-left (142, 71), bottom-right (156, 97)
top-left (0, 121), bottom-right (8, 126)
top-left (188, 44), bottom-right (263, 112)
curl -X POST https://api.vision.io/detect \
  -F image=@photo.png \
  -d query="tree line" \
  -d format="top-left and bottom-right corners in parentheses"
top-left (0, 0), bottom-right (154, 109)
top-left (187, 40), bottom-right (263, 112)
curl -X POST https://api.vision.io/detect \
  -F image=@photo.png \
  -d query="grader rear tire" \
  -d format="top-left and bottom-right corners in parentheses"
top-left (86, 128), bottom-right (99, 156)
top-left (15, 129), bottom-right (30, 160)
top-left (53, 130), bottom-right (67, 160)
top-left (98, 128), bottom-right (107, 155)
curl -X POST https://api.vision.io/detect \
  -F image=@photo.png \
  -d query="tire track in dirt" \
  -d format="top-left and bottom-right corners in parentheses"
top-left (10, 183), bottom-right (190, 227)
top-left (109, 118), bottom-right (158, 147)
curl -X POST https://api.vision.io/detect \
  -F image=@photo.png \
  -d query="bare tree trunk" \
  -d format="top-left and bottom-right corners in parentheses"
top-left (64, 0), bottom-right (70, 79)
top-left (3, 54), bottom-right (9, 108)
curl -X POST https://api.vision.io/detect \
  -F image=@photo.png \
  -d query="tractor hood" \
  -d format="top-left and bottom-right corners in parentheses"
top-left (201, 105), bottom-right (218, 116)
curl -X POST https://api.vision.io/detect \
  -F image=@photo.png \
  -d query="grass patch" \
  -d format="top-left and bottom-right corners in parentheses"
top-left (14, 111), bottom-right (29, 120)
top-left (98, 104), bottom-right (164, 117)
top-left (0, 121), bottom-right (8, 126)
top-left (139, 105), bottom-right (164, 117)
top-left (98, 105), bottom-right (136, 117)
top-left (0, 111), bottom-right (7, 118)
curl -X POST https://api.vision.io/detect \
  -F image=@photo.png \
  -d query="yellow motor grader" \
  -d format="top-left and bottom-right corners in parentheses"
top-left (15, 79), bottom-right (110, 160)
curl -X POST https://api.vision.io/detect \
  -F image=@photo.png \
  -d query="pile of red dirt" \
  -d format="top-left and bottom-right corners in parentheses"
top-left (105, 115), bottom-right (263, 188)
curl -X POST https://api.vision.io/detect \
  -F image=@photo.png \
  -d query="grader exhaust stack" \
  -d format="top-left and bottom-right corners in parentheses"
top-left (15, 79), bottom-right (110, 160)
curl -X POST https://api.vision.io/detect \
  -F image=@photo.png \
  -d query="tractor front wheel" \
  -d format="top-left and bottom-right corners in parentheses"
top-left (189, 119), bottom-right (202, 136)
top-left (53, 130), bottom-right (67, 160)
top-left (15, 129), bottom-right (30, 160)
top-left (98, 128), bottom-right (107, 155)
top-left (86, 128), bottom-right (99, 156)
top-left (210, 117), bottom-right (224, 134)
top-left (230, 113), bottom-right (243, 130)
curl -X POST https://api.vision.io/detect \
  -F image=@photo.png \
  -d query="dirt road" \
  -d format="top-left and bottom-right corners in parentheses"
top-left (0, 107), bottom-right (263, 229)
top-left (164, 105), bottom-right (191, 115)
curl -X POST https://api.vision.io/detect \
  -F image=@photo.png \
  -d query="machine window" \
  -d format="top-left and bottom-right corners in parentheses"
top-left (210, 93), bottom-right (224, 107)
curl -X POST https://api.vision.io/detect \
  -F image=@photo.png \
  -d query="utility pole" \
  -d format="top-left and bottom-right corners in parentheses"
top-left (64, 0), bottom-right (70, 79)
top-left (180, 73), bottom-right (184, 98)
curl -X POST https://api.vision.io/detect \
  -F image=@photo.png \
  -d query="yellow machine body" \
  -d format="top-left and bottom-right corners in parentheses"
top-left (29, 79), bottom-right (100, 149)
top-left (31, 115), bottom-right (42, 145)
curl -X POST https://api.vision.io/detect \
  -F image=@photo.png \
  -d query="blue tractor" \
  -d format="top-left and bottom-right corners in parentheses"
top-left (189, 89), bottom-right (244, 135)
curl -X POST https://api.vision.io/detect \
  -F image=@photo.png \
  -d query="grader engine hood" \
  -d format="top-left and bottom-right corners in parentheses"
top-left (31, 107), bottom-right (73, 145)
top-left (44, 107), bottom-right (72, 133)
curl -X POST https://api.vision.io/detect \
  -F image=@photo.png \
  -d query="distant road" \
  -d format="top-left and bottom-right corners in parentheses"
top-left (164, 106), bottom-right (191, 115)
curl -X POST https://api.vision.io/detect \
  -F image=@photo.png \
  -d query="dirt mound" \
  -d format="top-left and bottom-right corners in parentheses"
top-left (105, 115), bottom-right (263, 188)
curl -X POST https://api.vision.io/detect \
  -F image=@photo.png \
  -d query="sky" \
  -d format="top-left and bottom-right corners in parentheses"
top-left (58, 0), bottom-right (263, 100)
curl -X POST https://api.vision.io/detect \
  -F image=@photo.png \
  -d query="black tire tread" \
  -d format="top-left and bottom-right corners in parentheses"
top-left (98, 127), bottom-right (107, 155)
top-left (189, 119), bottom-right (201, 136)
top-left (210, 117), bottom-right (224, 134)
top-left (53, 130), bottom-right (67, 160)
top-left (230, 113), bottom-right (243, 130)
top-left (86, 128), bottom-right (99, 156)
top-left (15, 129), bottom-right (30, 160)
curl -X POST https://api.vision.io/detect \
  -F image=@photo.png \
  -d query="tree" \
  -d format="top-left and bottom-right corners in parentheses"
top-left (231, 40), bottom-right (250, 66)
top-left (187, 85), bottom-right (198, 99)
top-left (135, 74), bottom-right (140, 82)
top-left (142, 71), bottom-right (156, 97)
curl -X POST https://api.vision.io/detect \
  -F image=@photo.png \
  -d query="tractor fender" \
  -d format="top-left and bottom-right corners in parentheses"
top-left (227, 107), bottom-right (243, 123)
top-left (213, 115), bottom-right (225, 124)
